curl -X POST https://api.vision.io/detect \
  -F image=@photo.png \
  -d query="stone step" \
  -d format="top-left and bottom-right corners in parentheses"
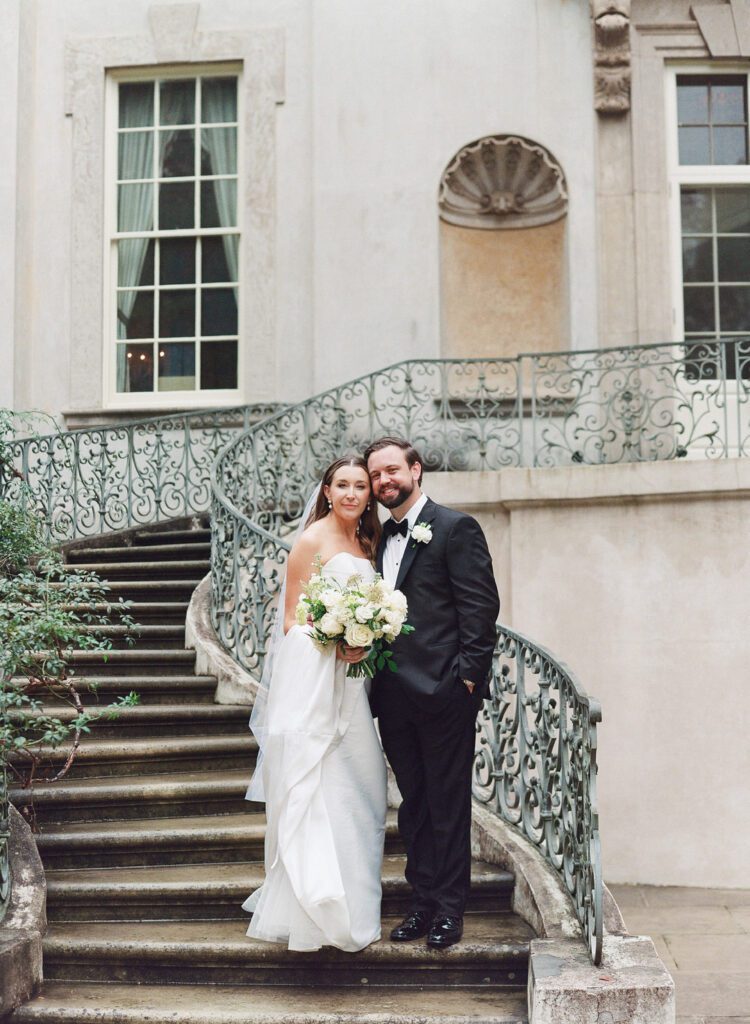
top-left (84, 624), bottom-right (187, 650)
top-left (67, 542), bottom-right (211, 564)
top-left (9, 981), bottom-right (529, 1023)
top-left (65, 601), bottom-right (191, 625)
top-left (18, 733), bottom-right (257, 782)
top-left (35, 811), bottom-right (403, 869)
top-left (134, 527), bottom-right (211, 545)
top-left (44, 857), bottom-right (514, 922)
top-left (114, 578), bottom-right (206, 602)
top-left (70, 560), bottom-right (208, 582)
top-left (41, 913), bottom-right (532, 986)
top-left (42, 675), bottom-right (218, 705)
top-left (15, 702), bottom-right (249, 739)
top-left (55, 579), bottom-right (205, 602)
top-left (10, 768), bottom-right (253, 824)
top-left (63, 648), bottom-right (199, 677)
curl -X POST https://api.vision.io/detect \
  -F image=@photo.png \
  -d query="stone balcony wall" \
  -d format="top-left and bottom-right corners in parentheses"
top-left (428, 458), bottom-right (750, 888)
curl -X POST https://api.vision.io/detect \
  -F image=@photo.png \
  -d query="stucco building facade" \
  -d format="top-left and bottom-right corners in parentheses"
top-left (2, 0), bottom-right (750, 889)
top-left (4, 0), bottom-right (743, 425)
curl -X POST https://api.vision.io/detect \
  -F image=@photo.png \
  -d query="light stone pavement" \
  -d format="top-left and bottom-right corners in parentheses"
top-left (609, 884), bottom-right (750, 1023)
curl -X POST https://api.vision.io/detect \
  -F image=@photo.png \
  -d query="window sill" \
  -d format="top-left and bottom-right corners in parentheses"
top-left (62, 395), bottom-right (250, 430)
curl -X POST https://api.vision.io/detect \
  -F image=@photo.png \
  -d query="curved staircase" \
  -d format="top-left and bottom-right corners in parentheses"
top-left (9, 519), bottom-right (534, 1024)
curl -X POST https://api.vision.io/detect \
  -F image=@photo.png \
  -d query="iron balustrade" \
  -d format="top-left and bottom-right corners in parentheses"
top-left (473, 626), bottom-right (603, 964)
top-left (210, 338), bottom-right (750, 683)
top-left (525, 337), bottom-right (750, 464)
top-left (1, 405), bottom-right (279, 543)
top-left (5, 335), bottom-right (750, 944)
top-left (0, 402), bottom-right (279, 921)
top-left (208, 354), bottom-right (612, 963)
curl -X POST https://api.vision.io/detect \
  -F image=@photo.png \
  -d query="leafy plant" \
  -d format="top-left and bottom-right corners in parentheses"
top-left (0, 410), bottom-right (139, 826)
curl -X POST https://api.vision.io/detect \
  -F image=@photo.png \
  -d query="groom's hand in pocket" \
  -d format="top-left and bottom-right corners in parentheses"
top-left (337, 644), bottom-right (367, 665)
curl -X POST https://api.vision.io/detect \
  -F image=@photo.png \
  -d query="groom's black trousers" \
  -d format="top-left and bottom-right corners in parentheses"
top-left (377, 680), bottom-right (481, 919)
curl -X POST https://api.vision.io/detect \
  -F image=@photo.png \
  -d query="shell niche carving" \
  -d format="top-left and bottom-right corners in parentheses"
top-left (438, 135), bottom-right (568, 230)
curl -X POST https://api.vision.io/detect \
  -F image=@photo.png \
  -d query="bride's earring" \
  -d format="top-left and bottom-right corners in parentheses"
top-left (327, 499), bottom-right (333, 510)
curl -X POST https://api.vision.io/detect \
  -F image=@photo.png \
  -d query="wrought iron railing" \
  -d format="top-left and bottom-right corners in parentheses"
top-left (209, 354), bottom-right (613, 962)
top-left (0, 402), bottom-right (279, 922)
top-left (210, 358), bottom-right (526, 675)
top-left (524, 337), bottom-right (750, 464)
top-left (473, 626), bottom-right (602, 964)
top-left (5, 334), bottom-right (747, 944)
top-left (210, 339), bottom-right (750, 677)
top-left (1, 405), bottom-right (278, 543)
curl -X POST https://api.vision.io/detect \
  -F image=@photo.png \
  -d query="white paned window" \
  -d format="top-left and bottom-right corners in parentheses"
top-left (668, 69), bottom-right (750, 380)
top-left (106, 68), bottom-right (240, 403)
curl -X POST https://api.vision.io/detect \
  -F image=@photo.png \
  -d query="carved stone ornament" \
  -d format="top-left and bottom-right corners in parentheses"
top-left (591, 0), bottom-right (631, 115)
top-left (438, 135), bottom-right (568, 230)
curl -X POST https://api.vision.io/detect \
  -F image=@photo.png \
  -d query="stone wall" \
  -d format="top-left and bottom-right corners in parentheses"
top-left (0, 0), bottom-right (596, 423)
top-left (427, 457), bottom-right (750, 888)
top-left (0, 807), bottom-right (46, 1016)
top-left (439, 218), bottom-right (569, 359)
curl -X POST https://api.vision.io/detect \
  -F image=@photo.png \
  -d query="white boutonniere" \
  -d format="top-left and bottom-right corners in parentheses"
top-left (411, 521), bottom-right (433, 546)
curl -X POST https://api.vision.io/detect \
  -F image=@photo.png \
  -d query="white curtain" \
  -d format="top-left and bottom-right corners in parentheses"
top-left (117, 88), bottom-right (154, 391)
top-left (201, 82), bottom-right (238, 284)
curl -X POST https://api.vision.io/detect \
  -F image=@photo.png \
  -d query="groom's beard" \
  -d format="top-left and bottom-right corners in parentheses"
top-left (378, 479), bottom-right (415, 510)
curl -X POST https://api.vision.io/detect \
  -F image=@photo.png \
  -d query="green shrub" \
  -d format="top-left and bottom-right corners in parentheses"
top-left (0, 411), bottom-right (139, 825)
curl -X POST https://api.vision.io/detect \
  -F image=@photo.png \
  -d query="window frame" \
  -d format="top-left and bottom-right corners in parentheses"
top-left (103, 62), bottom-right (244, 411)
top-left (666, 64), bottom-right (750, 354)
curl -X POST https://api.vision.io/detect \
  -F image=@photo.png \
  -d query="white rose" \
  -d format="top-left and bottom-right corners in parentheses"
top-left (355, 602), bottom-right (375, 623)
top-left (388, 590), bottom-right (407, 613)
top-left (320, 589), bottom-right (342, 610)
top-left (345, 622), bottom-right (374, 648)
top-left (319, 613), bottom-right (343, 637)
top-left (411, 523), bottom-right (432, 544)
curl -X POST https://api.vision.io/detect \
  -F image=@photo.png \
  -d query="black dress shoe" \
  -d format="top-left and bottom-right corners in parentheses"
top-left (426, 915), bottom-right (463, 949)
top-left (389, 910), bottom-right (433, 941)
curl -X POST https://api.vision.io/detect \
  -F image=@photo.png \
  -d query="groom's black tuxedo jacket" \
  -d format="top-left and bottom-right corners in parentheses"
top-left (373, 499), bottom-right (500, 710)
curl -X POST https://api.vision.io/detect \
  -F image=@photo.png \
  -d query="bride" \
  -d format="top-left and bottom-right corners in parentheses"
top-left (242, 456), bottom-right (388, 952)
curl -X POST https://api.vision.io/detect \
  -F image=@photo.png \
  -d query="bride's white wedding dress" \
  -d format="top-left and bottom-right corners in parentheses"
top-left (242, 552), bottom-right (387, 952)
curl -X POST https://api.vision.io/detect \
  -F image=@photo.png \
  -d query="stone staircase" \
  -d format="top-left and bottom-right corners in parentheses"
top-left (9, 520), bottom-right (534, 1024)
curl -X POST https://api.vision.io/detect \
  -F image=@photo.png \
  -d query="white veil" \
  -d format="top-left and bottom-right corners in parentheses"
top-left (245, 484), bottom-right (321, 802)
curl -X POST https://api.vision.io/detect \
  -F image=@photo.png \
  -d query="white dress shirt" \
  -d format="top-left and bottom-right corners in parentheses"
top-left (382, 492), bottom-right (429, 589)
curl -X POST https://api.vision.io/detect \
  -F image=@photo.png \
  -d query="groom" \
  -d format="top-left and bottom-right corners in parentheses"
top-left (364, 436), bottom-right (500, 949)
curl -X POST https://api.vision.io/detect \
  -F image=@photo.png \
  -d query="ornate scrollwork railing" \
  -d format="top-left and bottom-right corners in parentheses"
top-left (473, 626), bottom-right (602, 964)
top-left (210, 355), bottom-right (606, 963)
top-left (525, 337), bottom-right (750, 465)
top-left (210, 339), bottom-right (750, 678)
top-left (1, 405), bottom-right (278, 542)
top-left (0, 401), bottom-right (279, 923)
top-left (210, 359), bottom-right (524, 674)
top-left (4, 334), bottom-right (746, 944)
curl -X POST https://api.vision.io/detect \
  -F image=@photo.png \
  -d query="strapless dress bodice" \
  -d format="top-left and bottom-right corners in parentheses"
top-left (321, 552), bottom-right (375, 584)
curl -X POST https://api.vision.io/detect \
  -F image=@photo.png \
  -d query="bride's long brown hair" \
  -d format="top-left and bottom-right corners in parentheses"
top-left (305, 456), bottom-right (381, 562)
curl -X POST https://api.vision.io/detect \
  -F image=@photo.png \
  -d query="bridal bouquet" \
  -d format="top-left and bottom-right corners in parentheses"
top-left (295, 561), bottom-right (414, 677)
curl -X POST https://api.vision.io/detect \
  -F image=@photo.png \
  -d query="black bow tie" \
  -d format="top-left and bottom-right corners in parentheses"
top-left (383, 518), bottom-right (409, 540)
